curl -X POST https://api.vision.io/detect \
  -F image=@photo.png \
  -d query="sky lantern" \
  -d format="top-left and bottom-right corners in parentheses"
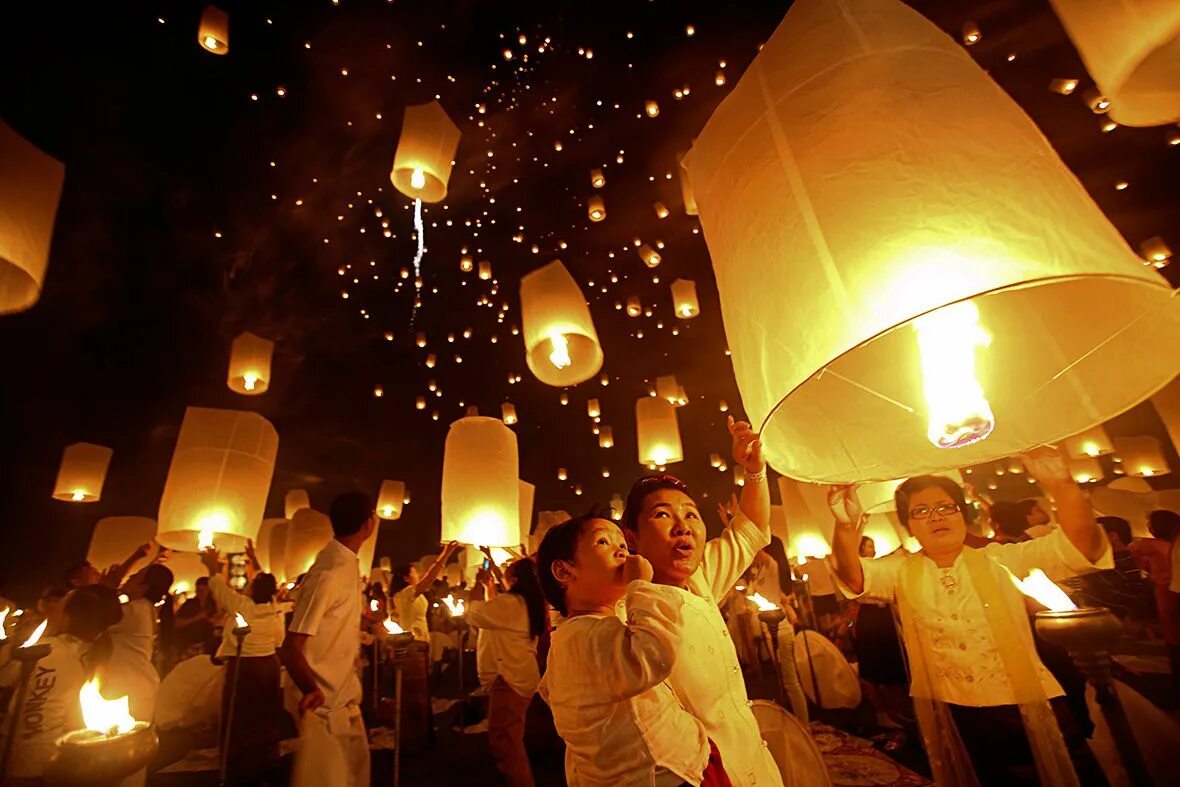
top-left (390, 101), bottom-right (461, 203)
top-left (645, 100), bottom-right (660, 117)
top-left (670, 279), bottom-right (699, 319)
top-left (587, 398), bottom-right (601, 419)
top-left (599, 426), bottom-right (614, 448)
top-left (1048, 0), bottom-right (1180, 126)
top-left (590, 168), bottom-right (605, 188)
top-left (198, 5), bottom-right (229, 54)
top-left (587, 195), bottom-right (606, 222)
top-left (656, 375), bottom-right (687, 406)
top-left (626, 296), bottom-right (641, 317)
top-left (777, 477), bottom-right (832, 559)
top-left (156, 407), bottom-right (278, 552)
top-left (87, 517), bottom-right (157, 574)
top-left (0, 120), bottom-right (65, 316)
top-left (684, 0), bottom-right (1180, 485)
top-left (441, 416), bottom-right (520, 547)
top-left (519, 259), bottom-right (603, 387)
top-left (636, 396), bottom-right (683, 466)
top-left (1152, 374), bottom-right (1180, 453)
top-left (266, 520), bottom-right (289, 582)
top-left (284, 489), bottom-right (310, 519)
top-left (961, 21), bottom-right (981, 46)
top-left (460, 255), bottom-right (474, 272)
top-left (52, 443), bottom-right (113, 503)
top-left (254, 518), bottom-right (285, 575)
top-left (518, 480), bottom-right (535, 548)
top-left (862, 512), bottom-right (905, 556)
top-left (1069, 456), bottom-right (1103, 483)
top-left (1063, 425), bottom-right (1115, 459)
top-left (676, 152), bottom-right (698, 216)
top-left (501, 402), bottom-right (518, 425)
top-left (1113, 435), bottom-right (1170, 477)
top-left (377, 480), bottom-right (405, 520)
top-left (226, 331), bottom-right (274, 395)
top-left (478, 260), bottom-right (492, 280)
top-left (284, 508), bottom-right (333, 580)
top-left (638, 244), bottom-right (661, 268)
top-left (653, 202), bottom-right (669, 219)
top-left (167, 552), bottom-right (207, 597)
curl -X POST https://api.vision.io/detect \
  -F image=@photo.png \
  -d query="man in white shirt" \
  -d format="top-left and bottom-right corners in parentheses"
top-left (281, 492), bottom-right (376, 787)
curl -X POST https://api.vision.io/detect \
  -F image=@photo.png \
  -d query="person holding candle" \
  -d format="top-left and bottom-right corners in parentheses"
top-left (281, 491), bottom-right (376, 787)
top-left (621, 416), bottom-right (782, 787)
top-left (391, 542), bottom-right (461, 644)
top-left (828, 448), bottom-right (1110, 786)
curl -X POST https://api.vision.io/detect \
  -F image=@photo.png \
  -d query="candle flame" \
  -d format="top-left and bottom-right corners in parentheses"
top-left (79, 678), bottom-right (137, 736)
top-left (242, 372), bottom-right (258, 391)
top-left (21, 619), bottom-right (48, 648)
top-left (1009, 568), bottom-right (1077, 612)
top-left (204, 36), bottom-right (219, 50)
top-left (442, 594), bottom-right (466, 617)
top-left (197, 530), bottom-right (215, 551)
top-left (382, 504), bottom-right (394, 517)
top-left (383, 618), bottom-right (404, 634)
top-left (1082, 442), bottom-right (1100, 457)
top-left (914, 301), bottom-right (995, 449)
top-left (548, 333), bottom-right (572, 369)
top-left (234, 612), bottom-right (248, 629)
top-left (0, 607), bottom-right (8, 640)
top-left (410, 167), bottom-right (426, 190)
top-left (747, 592), bottom-right (779, 611)
top-left (71, 490), bottom-right (87, 501)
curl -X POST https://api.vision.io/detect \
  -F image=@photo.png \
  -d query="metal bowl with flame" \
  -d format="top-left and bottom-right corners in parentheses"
top-left (48, 723), bottom-right (158, 786)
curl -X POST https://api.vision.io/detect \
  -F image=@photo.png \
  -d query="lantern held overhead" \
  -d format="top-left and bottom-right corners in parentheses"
top-left (88, 517), bottom-right (157, 574)
top-left (441, 416), bottom-right (521, 547)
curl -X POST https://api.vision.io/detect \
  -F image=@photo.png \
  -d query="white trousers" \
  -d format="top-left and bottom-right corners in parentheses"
top-left (291, 705), bottom-right (370, 787)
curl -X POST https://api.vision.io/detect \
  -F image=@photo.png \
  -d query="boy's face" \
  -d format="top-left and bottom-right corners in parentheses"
top-left (557, 519), bottom-right (631, 610)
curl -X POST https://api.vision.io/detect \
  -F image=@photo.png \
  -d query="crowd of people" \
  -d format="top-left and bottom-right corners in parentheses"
top-left (2, 418), bottom-right (1179, 787)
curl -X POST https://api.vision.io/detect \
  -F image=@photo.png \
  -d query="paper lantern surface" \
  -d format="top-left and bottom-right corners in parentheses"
top-left (284, 489), bottom-right (310, 520)
top-left (1114, 435), bottom-right (1170, 477)
top-left (1069, 456), bottom-right (1103, 483)
top-left (285, 509), bottom-right (333, 580)
top-left (857, 469), bottom-right (965, 515)
top-left (198, 5), bottom-right (229, 54)
top-left (685, 0), bottom-right (1180, 484)
top-left (520, 260), bottom-right (603, 387)
top-left (377, 480), bottom-right (405, 520)
top-left (357, 524), bottom-right (379, 582)
top-left (635, 397), bottom-right (683, 466)
top-left (518, 480), bottom-right (536, 548)
top-left (441, 417), bottom-right (520, 547)
top-left (87, 517), bottom-right (158, 573)
top-left (1152, 374), bottom-right (1180, 455)
top-left (1048, 0), bottom-right (1180, 126)
top-left (226, 331), bottom-right (274, 395)
top-left (167, 552), bottom-right (208, 596)
top-left (1063, 425), bottom-right (1115, 459)
top-left (52, 443), bottom-right (113, 503)
top-left (0, 120), bottom-right (65, 315)
top-left (156, 407), bottom-right (278, 552)
top-left (266, 520), bottom-right (290, 583)
top-left (777, 477), bottom-right (832, 559)
top-left (255, 518), bottom-right (285, 575)
top-left (390, 101), bottom-right (461, 203)
top-left (671, 279), bottom-right (700, 319)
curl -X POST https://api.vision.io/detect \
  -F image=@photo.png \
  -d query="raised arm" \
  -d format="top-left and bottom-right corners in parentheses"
top-left (99, 542), bottom-right (153, 588)
top-left (414, 541), bottom-right (460, 597)
top-left (828, 485), bottom-right (866, 595)
top-left (1023, 447), bottom-right (1106, 563)
top-left (730, 416), bottom-right (770, 531)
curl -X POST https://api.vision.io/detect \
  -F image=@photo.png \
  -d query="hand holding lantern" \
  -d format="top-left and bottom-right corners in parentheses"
top-left (728, 416), bottom-right (764, 474)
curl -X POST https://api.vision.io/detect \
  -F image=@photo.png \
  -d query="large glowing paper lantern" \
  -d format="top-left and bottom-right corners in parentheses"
top-left (518, 480), bottom-right (536, 548)
top-left (858, 469), bottom-right (965, 515)
top-left (87, 517), bottom-right (157, 573)
top-left (777, 477), bottom-right (831, 559)
top-left (1048, 0), bottom-right (1180, 127)
top-left (0, 120), bottom-right (65, 315)
top-left (198, 5), bottom-right (229, 54)
top-left (377, 480), bottom-right (405, 520)
top-left (1063, 425), bottom-right (1115, 459)
top-left (157, 408), bottom-right (278, 552)
top-left (863, 513), bottom-right (904, 557)
top-left (677, 152), bottom-right (698, 216)
top-left (684, 0), bottom-right (1180, 484)
top-left (52, 443), bottom-right (113, 503)
top-left (1114, 436), bottom-right (1170, 477)
top-left (167, 553), bottom-right (208, 597)
top-left (285, 509), bottom-right (333, 580)
top-left (390, 101), bottom-right (461, 203)
top-left (587, 196), bottom-right (606, 222)
top-left (266, 520), bottom-right (290, 582)
top-left (671, 279), bottom-right (700, 319)
top-left (441, 417), bottom-right (520, 547)
top-left (520, 260), bottom-right (603, 387)
top-left (636, 397), bottom-right (683, 466)
top-left (284, 489), bottom-right (310, 520)
top-left (226, 331), bottom-right (274, 395)
top-left (255, 518), bottom-right (285, 575)
top-left (1152, 374), bottom-right (1180, 454)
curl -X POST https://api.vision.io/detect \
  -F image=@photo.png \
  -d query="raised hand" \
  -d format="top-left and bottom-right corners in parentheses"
top-left (728, 415), bottom-right (764, 474)
top-left (827, 484), bottom-right (865, 530)
top-left (622, 554), bottom-right (654, 584)
top-left (1020, 445), bottom-right (1071, 488)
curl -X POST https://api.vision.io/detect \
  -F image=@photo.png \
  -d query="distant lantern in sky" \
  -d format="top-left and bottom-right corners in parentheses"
top-left (587, 195), bottom-right (606, 222)
top-left (478, 260), bottom-right (492, 280)
top-left (52, 443), bottom-right (113, 503)
top-left (656, 375), bottom-right (684, 405)
top-left (0, 120), bottom-right (65, 315)
top-left (441, 416), bottom-right (520, 547)
top-left (638, 244), bottom-right (661, 268)
top-left (626, 296), bottom-right (642, 317)
top-left (460, 255), bottom-right (474, 272)
top-left (653, 202), bottom-right (670, 219)
top-left (1050, 77), bottom-right (1080, 95)
top-left (599, 426), bottom-right (614, 448)
top-left (519, 259), bottom-right (603, 387)
top-left (1069, 456), bottom-right (1103, 484)
top-left (684, 0), bottom-right (1180, 484)
top-left (390, 101), bottom-right (461, 203)
top-left (1114, 435), bottom-right (1170, 477)
top-left (590, 168), bottom-right (605, 188)
top-left (88, 517), bottom-right (157, 576)
top-left (961, 21), bottom-right (981, 46)
top-left (645, 100), bottom-right (660, 117)
top-left (676, 152), bottom-right (698, 216)
top-left (198, 5), bottom-right (229, 54)
top-left (587, 398), bottom-right (601, 419)
top-left (157, 407), bottom-right (278, 552)
top-left (636, 397), bottom-right (683, 467)
top-left (285, 508), bottom-right (333, 580)
top-left (1140, 237), bottom-right (1173, 268)
top-left (1083, 89), bottom-right (1111, 114)
top-left (284, 489), bottom-right (310, 519)
top-left (1048, 0), bottom-right (1180, 126)
top-left (377, 480), bottom-right (405, 520)
top-left (227, 331), bottom-right (274, 395)
top-left (1063, 424), bottom-right (1115, 458)
top-left (501, 402), bottom-right (518, 425)
top-left (670, 279), bottom-right (699, 318)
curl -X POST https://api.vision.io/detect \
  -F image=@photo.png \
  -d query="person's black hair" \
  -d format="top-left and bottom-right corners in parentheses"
top-left (390, 564), bottom-right (414, 595)
top-left (329, 491), bottom-right (374, 537)
top-left (1097, 516), bottom-right (1132, 548)
top-left (990, 500), bottom-right (1030, 539)
top-left (39, 584), bottom-right (69, 603)
top-left (894, 475), bottom-right (972, 530)
top-left (143, 563), bottom-right (175, 649)
top-left (60, 561), bottom-right (94, 588)
top-left (505, 559), bottom-right (549, 640)
top-left (762, 535), bottom-right (796, 597)
top-left (1149, 510), bottom-right (1180, 542)
top-left (63, 584), bottom-right (123, 677)
top-left (250, 573), bottom-right (278, 604)
top-left (622, 474), bottom-right (693, 536)
top-left (536, 506), bottom-right (611, 617)
top-left (195, 576), bottom-right (210, 587)
top-left (859, 535), bottom-right (876, 555)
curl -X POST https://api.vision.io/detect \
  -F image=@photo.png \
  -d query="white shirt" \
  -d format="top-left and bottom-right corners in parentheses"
top-left (392, 585), bottom-right (429, 642)
top-left (467, 593), bottom-right (540, 697)
top-left (848, 528), bottom-right (1112, 706)
top-left (207, 576), bottom-right (285, 658)
top-left (0, 635), bottom-right (88, 778)
top-left (540, 581), bottom-right (710, 787)
top-left (105, 597), bottom-right (160, 719)
top-left (672, 510), bottom-right (784, 787)
top-left (288, 538), bottom-right (364, 710)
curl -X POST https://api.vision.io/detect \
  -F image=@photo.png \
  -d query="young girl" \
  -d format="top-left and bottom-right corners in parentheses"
top-left (467, 557), bottom-right (548, 787)
top-left (537, 512), bottom-right (730, 787)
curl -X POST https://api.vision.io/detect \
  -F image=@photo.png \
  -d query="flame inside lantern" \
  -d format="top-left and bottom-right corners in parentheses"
top-left (410, 167), bottom-right (426, 190)
top-left (548, 333), bottom-right (572, 369)
top-left (71, 490), bottom-right (87, 501)
top-left (79, 679), bottom-right (136, 736)
top-left (242, 372), bottom-right (259, 392)
top-left (747, 592), bottom-right (779, 611)
top-left (197, 530), bottom-right (215, 551)
top-left (1009, 568), bottom-right (1077, 612)
top-left (913, 301), bottom-right (995, 449)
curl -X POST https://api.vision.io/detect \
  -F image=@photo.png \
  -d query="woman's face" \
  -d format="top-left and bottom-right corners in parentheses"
top-left (905, 485), bottom-right (967, 557)
top-left (859, 538), bottom-right (877, 558)
top-left (123, 567), bottom-right (149, 599)
top-left (626, 488), bottom-right (706, 587)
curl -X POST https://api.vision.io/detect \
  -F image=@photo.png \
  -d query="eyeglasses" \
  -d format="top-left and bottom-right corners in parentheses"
top-left (909, 503), bottom-right (960, 520)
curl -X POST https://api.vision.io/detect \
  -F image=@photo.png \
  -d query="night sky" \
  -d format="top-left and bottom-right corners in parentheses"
top-left (2, 0), bottom-right (1177, 602)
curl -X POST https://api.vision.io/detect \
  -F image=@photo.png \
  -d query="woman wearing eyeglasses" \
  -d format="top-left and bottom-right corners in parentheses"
top-left (828, 449), bottom-right (1110, 787)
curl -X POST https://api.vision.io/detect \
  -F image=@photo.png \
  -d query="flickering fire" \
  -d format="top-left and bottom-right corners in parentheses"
top-left (914, 301), bottom-right (995, 449)
top-left (370, 599), bottom-right (379, 613)
top-left (79, 679), bottom-right (137, 737)
top-left (21, 619), bottom-right (48, 648)
top-left (442, 594), bottom-right (466, 617)
top-left (242, 372), bottom-right (258, 391)
top-left (383, 619), bottom-right (404, 635)
top-left (197, 530), bottom-right (215, 550)
top-left (1009, 568), bottom-right (1077, 612)
top-left (0, 607), bottom-right (8, 640)
top-left (233, 612), bottom-right (248, 629)
top-left (382, 504), bottom-right (395, 517)
top-left (71, 490), bottom-right (87, 501)
top-left (747, 592), bottom-right (779, 611)
top-left (410, 167), bottom-right (426, 190)
top-left (548, 333), bottom-right (572, 369)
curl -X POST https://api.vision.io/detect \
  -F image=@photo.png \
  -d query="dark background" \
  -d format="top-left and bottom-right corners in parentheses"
top-left (1, 0), bottom-right (1177, 602)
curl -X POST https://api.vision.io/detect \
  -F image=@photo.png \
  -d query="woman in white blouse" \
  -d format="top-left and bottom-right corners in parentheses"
top-left (391, 541), bottom-right (460, 643)
top-left (467, 557), bottom-right (549, 787)
top-left (829, 448), bottom-right (1109, 786)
